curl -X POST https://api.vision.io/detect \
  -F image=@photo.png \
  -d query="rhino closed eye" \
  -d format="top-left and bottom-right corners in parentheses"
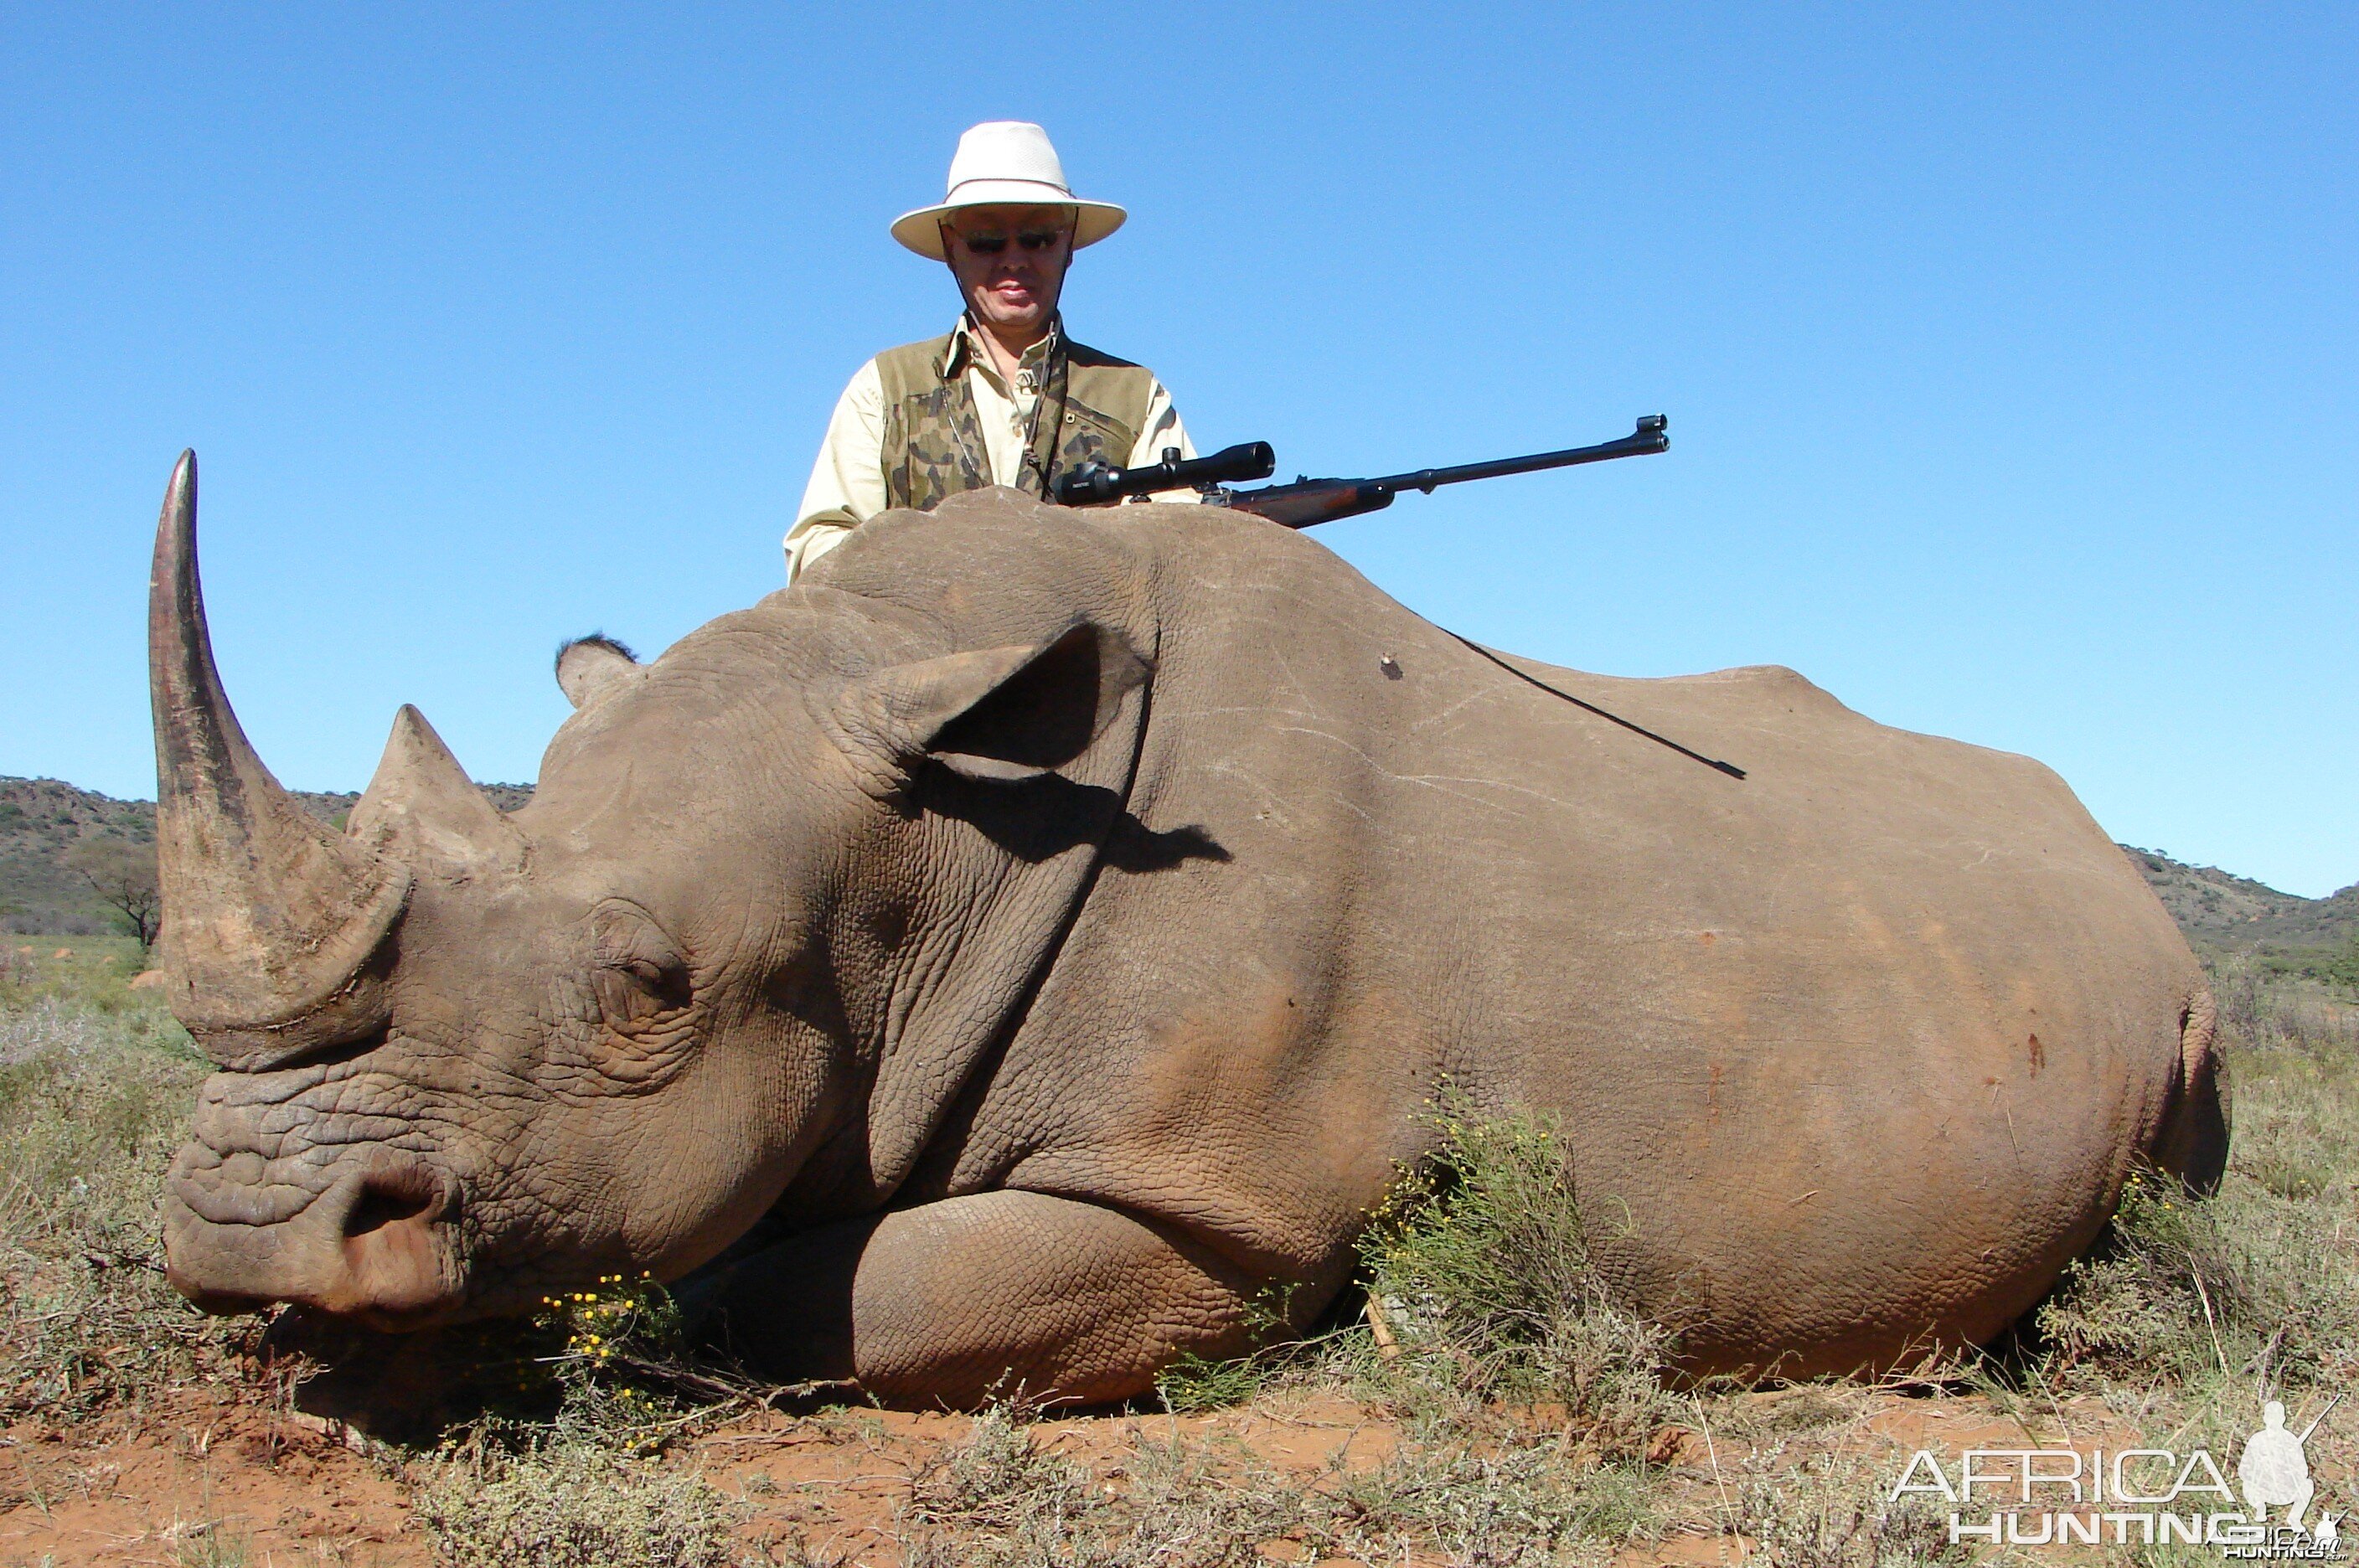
top-left (591, 957), bottom-right (691, 1026)
top-left (589, 904), bottom-right (694, 1029)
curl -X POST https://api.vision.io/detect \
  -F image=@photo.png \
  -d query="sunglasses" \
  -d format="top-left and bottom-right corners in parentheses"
top-left (950, 228), bottom-right (1069, 255)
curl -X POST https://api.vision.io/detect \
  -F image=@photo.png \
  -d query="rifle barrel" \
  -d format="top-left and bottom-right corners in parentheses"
top-left (1366, 415), bottom-right (1667, 497)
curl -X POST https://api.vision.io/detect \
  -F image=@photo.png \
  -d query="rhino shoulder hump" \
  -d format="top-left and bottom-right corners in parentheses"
top-left (1660, 663), bottom-right (1860, 719)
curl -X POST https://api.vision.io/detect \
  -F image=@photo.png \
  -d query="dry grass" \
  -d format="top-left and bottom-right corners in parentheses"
top-left (0, 940), bottom-right (256, 1423)
top-left (883, 1406), bottom-right (1662, 1566)
top-left (1729, 1445), bottom-right (1965, 1568)
top-left (2215, 950), bottom-right (2359, 1054)
top-left (2016, 966), bottom-right (2359, 1540)
top-left (7, 939), bottom-right (2355, 1566)
top-left (412, 1437), bottom-right (750, 1567)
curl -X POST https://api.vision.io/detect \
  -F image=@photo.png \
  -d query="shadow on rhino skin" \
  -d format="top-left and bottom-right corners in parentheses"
top-left (1102, 814), bottom-right (1229, 873)
top-left (920, 768), bottom-right (1229, 874)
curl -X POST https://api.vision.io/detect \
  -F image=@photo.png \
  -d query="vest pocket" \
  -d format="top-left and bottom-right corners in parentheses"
top-left (885, 389), bottom-right (989, 512)
top-left (1053, 400), bottom-right (1139, 489)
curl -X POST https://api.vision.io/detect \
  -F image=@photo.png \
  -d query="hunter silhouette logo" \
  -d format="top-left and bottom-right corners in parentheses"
top-left (2238, 1398), bottom-right (2331, 1530)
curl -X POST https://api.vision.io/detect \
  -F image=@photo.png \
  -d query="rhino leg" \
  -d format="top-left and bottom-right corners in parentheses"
top-left (699, 1191), bottom-right (1258, 1407)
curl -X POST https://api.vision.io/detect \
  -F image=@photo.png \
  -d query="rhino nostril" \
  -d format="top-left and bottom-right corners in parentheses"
top-left (342, 1163), bottom-right (449, 1241)
top-left (347, 1183), bottom-right (434, 1239)
top-left (327, 1163), bottom-right (461, 1323)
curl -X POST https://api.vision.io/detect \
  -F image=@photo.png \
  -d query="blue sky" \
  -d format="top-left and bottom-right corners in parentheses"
top-left (3, 4), bottom-right (2352, 895)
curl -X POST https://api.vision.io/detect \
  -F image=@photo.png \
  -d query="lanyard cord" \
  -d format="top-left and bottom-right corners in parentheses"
top-left (1016, 319), bottom-right (1063, 495)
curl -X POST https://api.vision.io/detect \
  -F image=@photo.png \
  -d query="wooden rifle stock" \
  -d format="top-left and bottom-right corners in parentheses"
top-left (1222, 480), bottom-right (1396, 529)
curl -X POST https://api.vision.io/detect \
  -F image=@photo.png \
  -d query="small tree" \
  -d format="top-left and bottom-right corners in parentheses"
top-left (65, 837), bottom-right (161, 951)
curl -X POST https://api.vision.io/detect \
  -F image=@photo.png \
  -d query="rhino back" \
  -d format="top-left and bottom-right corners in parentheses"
top-left (813, 498), bottom-right (2202, 1375)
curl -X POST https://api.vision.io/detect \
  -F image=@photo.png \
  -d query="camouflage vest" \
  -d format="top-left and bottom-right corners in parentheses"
top-left (873, 327), bottom-right (1156, 513)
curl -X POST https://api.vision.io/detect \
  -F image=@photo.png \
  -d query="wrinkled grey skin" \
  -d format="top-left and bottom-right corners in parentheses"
top-left (152, 459), bottom-right (2227, 1406)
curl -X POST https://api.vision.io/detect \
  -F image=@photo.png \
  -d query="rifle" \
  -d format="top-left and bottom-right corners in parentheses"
top-left (1049, 411), bottom-right (1737, 781)
top-left (1050, 416), bottom-right (1669, 526)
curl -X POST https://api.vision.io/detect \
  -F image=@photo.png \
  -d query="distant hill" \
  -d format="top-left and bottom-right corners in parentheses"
top-left (2117, 845), bottom-right (2359, 985)
top-left (0, 776), bottom-right (532, 936)
top-left (5, 775), bottom-right (2351, 974)
top-left (0, 778), bottom-right (160, 936)
top-left (2119, 846), bottom-right (2359, 951)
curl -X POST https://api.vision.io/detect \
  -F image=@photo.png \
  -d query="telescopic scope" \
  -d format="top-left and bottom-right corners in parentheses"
top-left (1053, 441), bottom-right (1277, 505)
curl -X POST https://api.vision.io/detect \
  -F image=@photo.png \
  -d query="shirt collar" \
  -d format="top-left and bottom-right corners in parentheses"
top-left (944, 314), bottom-right (1061, 384)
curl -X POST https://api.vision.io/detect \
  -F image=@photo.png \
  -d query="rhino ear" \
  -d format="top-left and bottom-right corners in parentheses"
top-left (556, 634), bottom-right (638, 709)
top-left (828, 622), bottom-right (1149, 792)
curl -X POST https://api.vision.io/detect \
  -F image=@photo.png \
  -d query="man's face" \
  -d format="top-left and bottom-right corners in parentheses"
top-left (942, 204), bottom-right (1074, 343)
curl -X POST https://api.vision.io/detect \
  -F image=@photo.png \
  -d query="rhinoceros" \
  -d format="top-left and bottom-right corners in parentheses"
top-left (149, 452), bottom-right (2225, 1406)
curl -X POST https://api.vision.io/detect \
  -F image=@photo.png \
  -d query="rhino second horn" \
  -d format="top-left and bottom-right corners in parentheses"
top-left (348, 705), bottom-right (525, 874)
top-left (147, 451), bottom-right (410, 1065)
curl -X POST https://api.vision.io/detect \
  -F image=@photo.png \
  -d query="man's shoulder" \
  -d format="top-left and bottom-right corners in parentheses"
top-left (1061, 336), bottom-right (1147, 373)
top-left (871, 333), bottom-right (956, 381)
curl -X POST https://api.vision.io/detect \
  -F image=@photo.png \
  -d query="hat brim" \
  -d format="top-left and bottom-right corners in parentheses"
top-left (890, 183), bottom-right (1127, 260)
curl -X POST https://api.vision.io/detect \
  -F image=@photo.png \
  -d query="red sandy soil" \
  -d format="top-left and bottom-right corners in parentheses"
top-left (0, 1383), bottom-right (2204, 1568)
top-left (2, 1391), bottom-right (422, 1566)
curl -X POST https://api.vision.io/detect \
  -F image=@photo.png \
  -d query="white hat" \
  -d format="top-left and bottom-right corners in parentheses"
top-left (890, 121), bottom-right (1127, 260)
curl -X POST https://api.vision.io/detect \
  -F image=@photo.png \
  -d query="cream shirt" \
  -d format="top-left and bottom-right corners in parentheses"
top-left (785, 321), bottom-right (1193, 580)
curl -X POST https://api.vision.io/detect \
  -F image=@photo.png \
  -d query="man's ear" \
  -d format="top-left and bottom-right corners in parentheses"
top-left (826, 622), bottom-right (1149, 793)
top-left (556, 634), bottom-right (639, 709)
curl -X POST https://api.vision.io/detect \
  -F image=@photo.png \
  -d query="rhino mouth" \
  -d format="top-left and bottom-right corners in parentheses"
top-left (165, 1142), bottom-right (468, 1330)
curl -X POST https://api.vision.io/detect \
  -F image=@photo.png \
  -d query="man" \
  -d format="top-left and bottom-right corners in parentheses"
top-left (785, 121), bottom-right (1193, 581)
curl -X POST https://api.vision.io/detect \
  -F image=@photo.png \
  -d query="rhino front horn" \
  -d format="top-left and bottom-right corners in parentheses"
top-left (147, 451), bottom-right (410, 1066)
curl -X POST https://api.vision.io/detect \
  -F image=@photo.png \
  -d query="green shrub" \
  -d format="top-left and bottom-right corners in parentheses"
top-left (1356, 1091), bottom-right (1676, 1457)
top-left (0, 992), bottom-right (238, 1420)
top-left (1152, 1346), bottom-right (1269, 1413)
top-left (1150, 1279), bottom-right (1336, 1413)
top-left (414, 1440), bottom-right (746, 1568)
top-left (2038, 1033), bottom-right (2359, 1396)
top-left (1734, 1447), bottom-right (1966, 1568)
